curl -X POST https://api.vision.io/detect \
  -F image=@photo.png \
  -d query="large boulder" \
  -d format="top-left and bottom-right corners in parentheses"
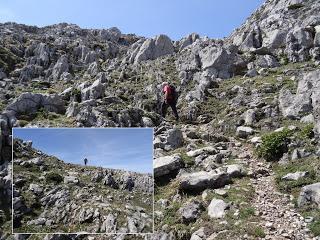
top-left (153, 155), bottom-right (183, 177)
top-left (6, 93), bottom-right (65, 115)
top-left (178, 33), bottom-right (200, 51)
top-left (100, 213), bottom-right (116, 233)
top-left (179, 170), bottom-right (230, 192)
top-left (178, 200), bottom-right (204, 223)
top-left (236, 126), bottom-right (254, 138)
top-left (50, 55), bottom-right (69, 81)
top-left (81, 79), bottom-right (105, 101)
top-left (262, 29), bottom-right (288, 50)
top-left (208, 199), bottom-right (229, 218)
top-left (286, 27), bottom-right (314, 62)
top-left (198, 44), bottom-right (245, 79)
top-left (282, 171), bottom-right (308, 181)
top-left (134, 35), bottom-right (174, 63)
top-left (254, 55), bottom-right (280, 68)
top-left (99, 27), bottom-right (121, 42)
top-left (154, 128), bottom-right (184, 151)
top-left (279, 70), bottom-right (320, 120)
top-left (297, 182), bottom-right (320, 207)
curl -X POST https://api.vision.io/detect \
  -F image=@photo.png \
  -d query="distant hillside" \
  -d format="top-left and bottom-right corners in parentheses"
top-left (13, 138), bottom-right (153, 233)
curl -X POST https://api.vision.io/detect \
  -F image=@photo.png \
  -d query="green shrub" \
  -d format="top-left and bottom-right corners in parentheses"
top-left (288, 3), bottom-right (304, 10)
top-left (0, 46), bottom-right (21, 73)
top-left (17, 120), bottom-right (29, 127)
top-left (71, 88), bottom-right (82, 102)
top-left (45, 172), bottom-right (63, 183)
top-left (299, 123), bottom-right (314, 139)
top-left (257, 129), bottom-right (291, 161)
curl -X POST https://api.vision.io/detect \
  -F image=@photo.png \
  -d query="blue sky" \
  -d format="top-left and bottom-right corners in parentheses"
top-left (0, 0), bottom-right (264, 40)
top-left (13, 128), bottom-right (153, 173)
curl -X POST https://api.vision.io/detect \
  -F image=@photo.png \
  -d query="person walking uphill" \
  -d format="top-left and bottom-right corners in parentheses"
top-left (84, 158), bottom-right (88, 166)
top-left (161, 82), bottom-right (179, 121)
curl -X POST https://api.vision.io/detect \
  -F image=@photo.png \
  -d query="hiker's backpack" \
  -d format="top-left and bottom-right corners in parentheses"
top-left (166, 84), bottom-right (179, 102)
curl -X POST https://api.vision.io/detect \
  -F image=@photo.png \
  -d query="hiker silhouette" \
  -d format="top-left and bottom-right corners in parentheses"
top-left (84, 158), bottom-right (88, 166)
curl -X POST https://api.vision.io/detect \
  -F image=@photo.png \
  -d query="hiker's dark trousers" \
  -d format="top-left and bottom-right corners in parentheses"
top-left (161, 100), bottom-right (179, 120)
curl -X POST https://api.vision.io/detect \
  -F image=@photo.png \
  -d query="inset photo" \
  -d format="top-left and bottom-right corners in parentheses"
top-left (12, 128), bottom-right (154, 234)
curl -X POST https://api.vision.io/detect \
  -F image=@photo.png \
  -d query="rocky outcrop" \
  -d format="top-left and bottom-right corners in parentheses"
top-left (131, 35), bottom-right (174, 63)
top-left (279, 70), bottom-right (320, 129)
top-left (297, 182), bottom-right (320, 207)
top-left (153, 155), bottom-right (184, 177)
top-left (6, 93), bottom-right (65, 115)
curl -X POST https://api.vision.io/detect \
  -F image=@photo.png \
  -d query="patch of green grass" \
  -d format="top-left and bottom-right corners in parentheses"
top-left (239, 207), bottom-right (255, 220)
top-left (161, 202), bottom-right (181, 226)
top-left (246, 225), bottom-right (266, 238)
top-left (179, 151), bottom-right (194, 168)
top-left (310, 221), bottom-right (320, 236)
top-left (274, 157), bottom-right (320, 236)
top-left (155, 180), bottom-right (180, 201)
top-left (274, 157), bottom-right (320, 194)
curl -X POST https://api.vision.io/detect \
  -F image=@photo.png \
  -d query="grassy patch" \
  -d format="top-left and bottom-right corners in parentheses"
top-left (274, 157), bottom-right (320, 194)
top-left (310, 221), bottom-right (320, 236)
top-left (246, 225), bottom-right (266, 238)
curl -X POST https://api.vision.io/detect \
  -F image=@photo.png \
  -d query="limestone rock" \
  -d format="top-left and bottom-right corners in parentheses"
top-left (208, 199), bottom-right (229, 218)
top-left (153, 155), bottom-right (183, 177)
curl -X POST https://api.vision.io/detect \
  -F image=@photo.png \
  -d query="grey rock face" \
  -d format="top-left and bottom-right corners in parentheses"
top-left (6, 93), bottom-right (65, 115)
top-left (236, 126), bottom-right (254, 138)
top-left (133, 35), bottom-right (174, 63)
top-left (100, 213), bottom-right (116, 233)
top-left (99, 27), bottom-right (121, 42)
top-left (229, 0), bottom-right (317, 64)
top-left (50, 55), bottom-right (69, 81)
top-left (154, 128), bottom-right (184, 151)
top-left (208, 199), bottom-right (229, 218)
top-left (199, 45), bottom-right (245, 79)
top-left (153, 155), bottom-right (183, 177)
top-left (297, 182), bottom-right (320, 207)
top-left (178, 33), bottom-right (200, 50)
top-left (279, 70), bottom-right (320, 122)
top-left (254, 55), bottom-right (280, 68)
top-left (178, 200), bottom-right (204, 223)
top-left (81, 79), bottom-right (105, 101)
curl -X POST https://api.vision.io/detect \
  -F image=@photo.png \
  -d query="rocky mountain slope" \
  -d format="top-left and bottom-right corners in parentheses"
top-left (13, 138), bottom-right (153, 234)
top-left (1, 0), bottom-right (320, 239)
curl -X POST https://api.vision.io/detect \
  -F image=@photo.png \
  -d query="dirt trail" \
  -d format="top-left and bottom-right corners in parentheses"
top-left (238, 145), bottom-right (314, 240)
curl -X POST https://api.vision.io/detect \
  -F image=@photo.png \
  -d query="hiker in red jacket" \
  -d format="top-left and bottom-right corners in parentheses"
top-left (161, 82), bottom-right (179, 121)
